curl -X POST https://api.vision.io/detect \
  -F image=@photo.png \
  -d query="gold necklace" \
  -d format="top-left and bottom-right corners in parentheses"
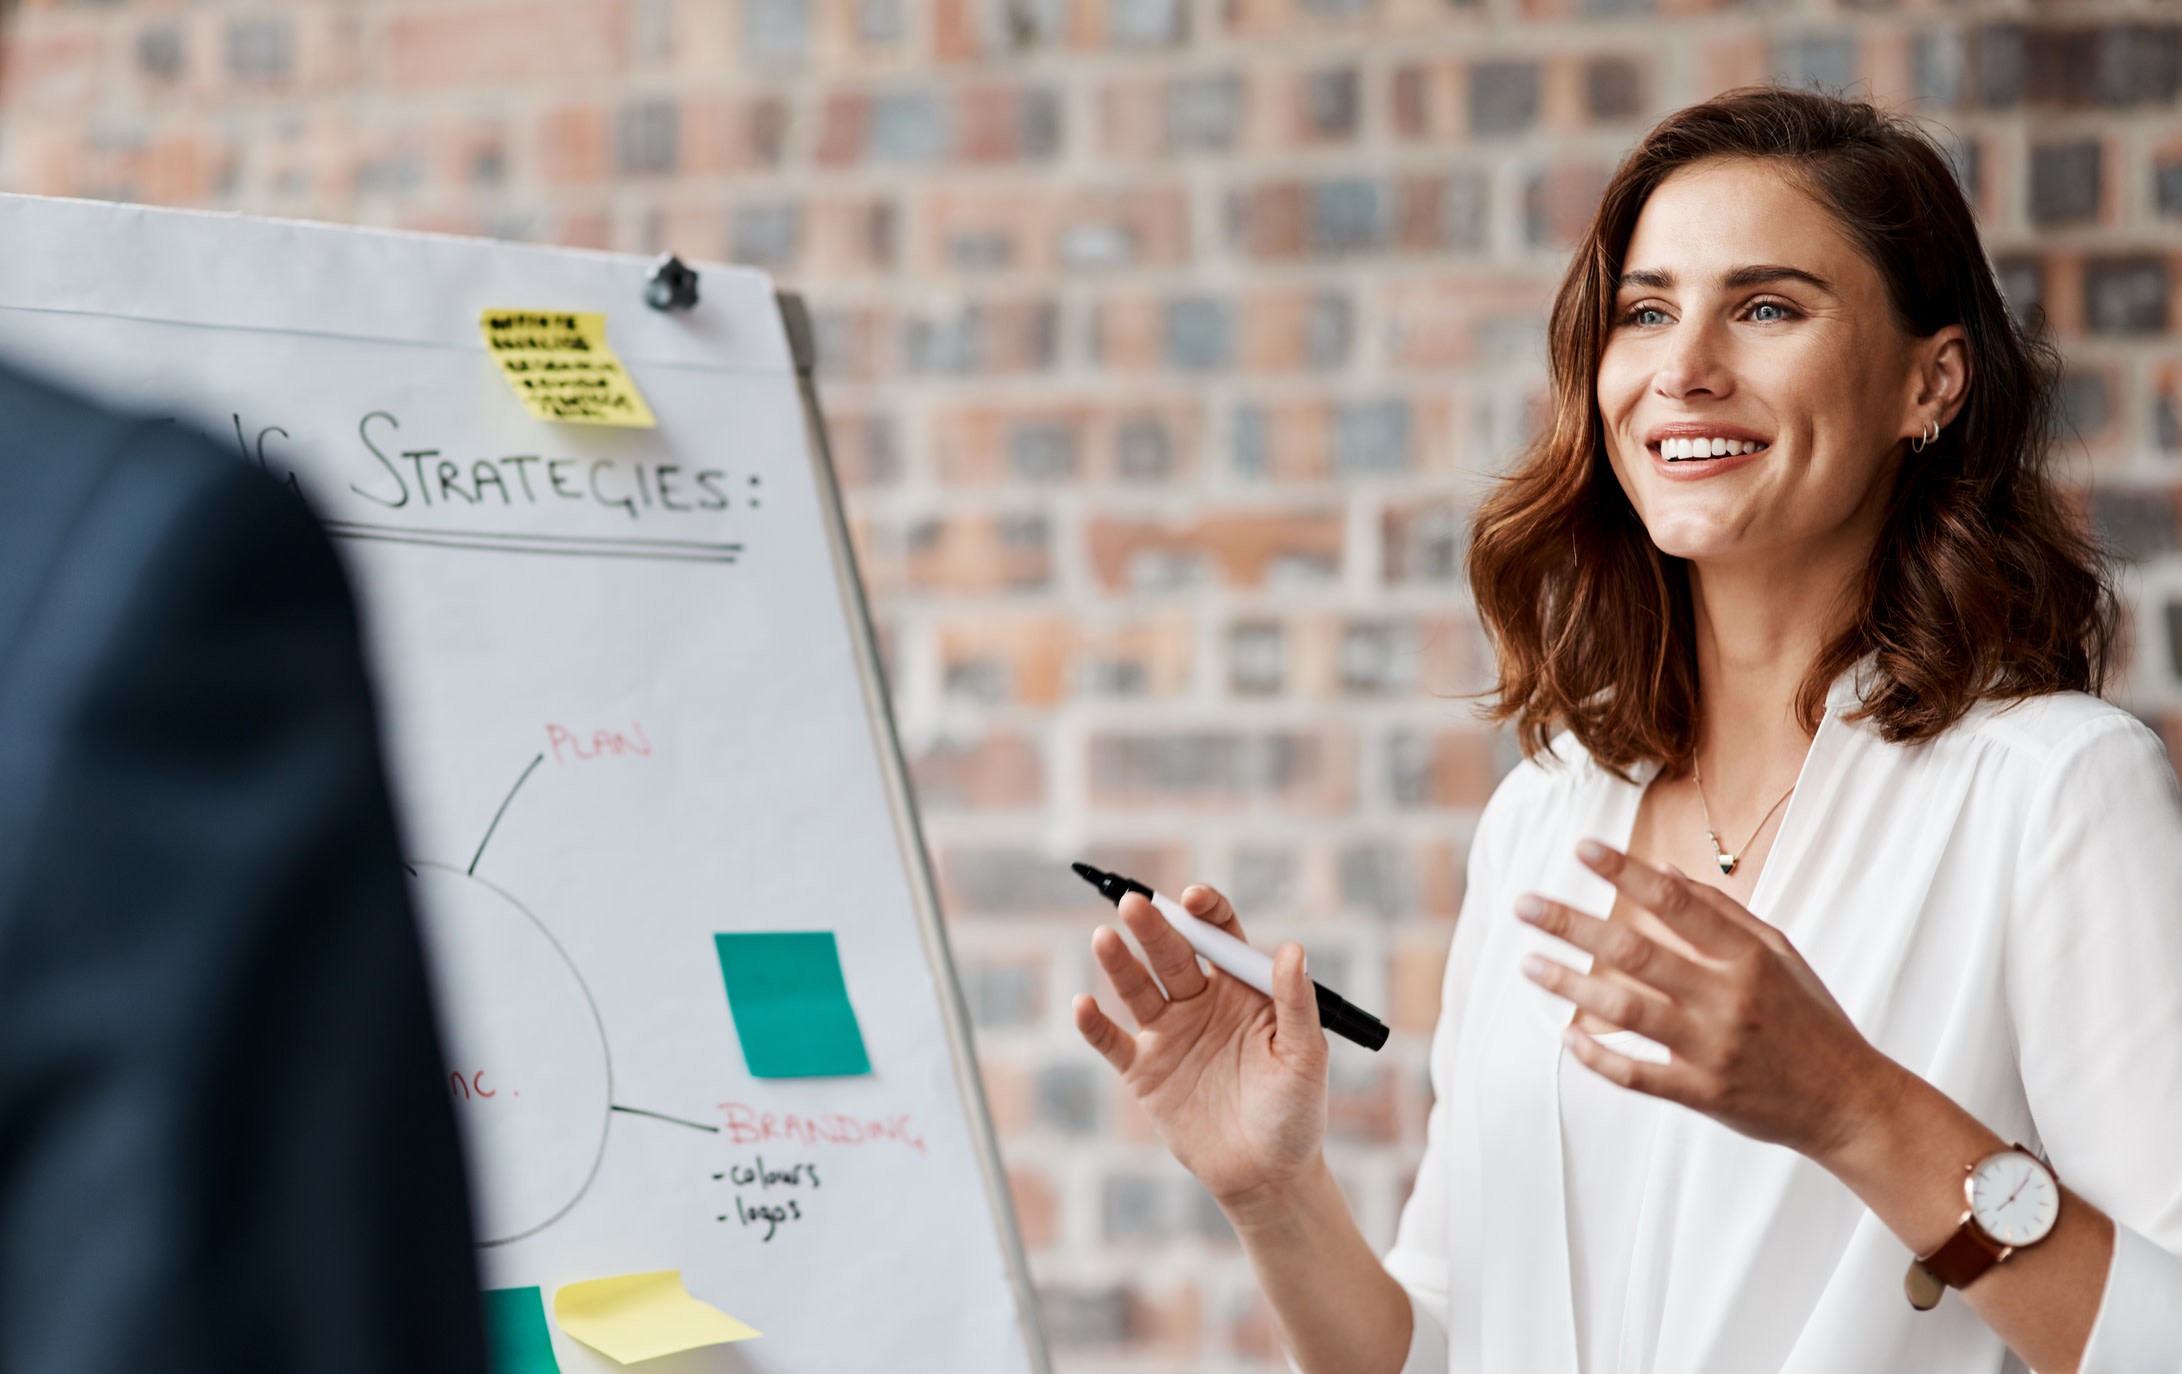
top-left (1690, 761), bottom-right (1797, 877)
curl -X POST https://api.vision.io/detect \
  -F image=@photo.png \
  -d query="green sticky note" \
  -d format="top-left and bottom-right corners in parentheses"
top-left (483, 1286), bottom-right (561, 1374)
top-left (715, 932), bottom-right (872, 1078)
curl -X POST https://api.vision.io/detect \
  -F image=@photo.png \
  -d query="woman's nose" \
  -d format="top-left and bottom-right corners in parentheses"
top-left (1653, 315), bottom-right (1734, 402)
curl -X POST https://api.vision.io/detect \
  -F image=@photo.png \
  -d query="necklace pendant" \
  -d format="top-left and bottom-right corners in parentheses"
top-left (1716, 853), bottom-right (1738, 876)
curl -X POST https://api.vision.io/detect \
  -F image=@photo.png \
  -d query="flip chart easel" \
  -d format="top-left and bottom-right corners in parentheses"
top-left (0, 194), bottom-right (1049, 1374)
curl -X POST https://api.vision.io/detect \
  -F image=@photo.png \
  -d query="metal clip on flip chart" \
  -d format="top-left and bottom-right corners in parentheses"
top-left (645, 253), bottom-right (700, 311)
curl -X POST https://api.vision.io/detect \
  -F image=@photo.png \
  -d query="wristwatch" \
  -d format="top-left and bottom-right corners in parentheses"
top-left (1904, 1145), bottom-right (2061, 1310)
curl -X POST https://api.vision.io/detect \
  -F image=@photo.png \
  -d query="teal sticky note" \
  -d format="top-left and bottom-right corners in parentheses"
top-left (714, 932), bottom-right (873, 1078)
top-left (483, 1286), bottom-right (561, 1374)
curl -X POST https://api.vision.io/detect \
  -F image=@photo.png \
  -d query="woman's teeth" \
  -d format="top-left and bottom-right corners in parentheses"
top-left (1659, 437), bottom-right (1763, 460)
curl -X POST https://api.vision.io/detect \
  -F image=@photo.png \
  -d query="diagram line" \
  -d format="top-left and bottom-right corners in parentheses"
top-left (612, 1104), bottom-right (721, 1134)
top-left (469, 753), bottom-right (545, 877)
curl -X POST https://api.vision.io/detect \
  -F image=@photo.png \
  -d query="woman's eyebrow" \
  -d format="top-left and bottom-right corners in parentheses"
top-left (1618, 268), bottom-right (1673, 290)
top-left (1723, 264), bottom-right (1835, 293)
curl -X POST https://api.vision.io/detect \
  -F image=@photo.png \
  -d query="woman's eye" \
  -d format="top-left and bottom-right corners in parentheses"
top-left (1750, 301), bottom-right (1791, 322)
top-left (1633, 307), bottom-right (1669, 327)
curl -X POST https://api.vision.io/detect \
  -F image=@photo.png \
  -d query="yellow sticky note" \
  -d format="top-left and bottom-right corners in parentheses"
top-left (480, 309), bottom-right (657, 428)
top-left (552, 1270), bottom-right (759, 1365)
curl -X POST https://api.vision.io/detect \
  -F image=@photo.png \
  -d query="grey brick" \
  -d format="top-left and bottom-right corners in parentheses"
top-left (2020, 25), bottom-right (2182, 108)
top-left (2158, 388), bottom-right (2182, 454)
top-left (1115, 417), bottom-right (1173, 479)
top-left (1230, 846), bottom-right (1297, 914)
top-left (1441, 172), bottom-right (1490, 251)
top-left (1584, 58), bottom-right (1644, 120)
top-left (1312, 179), bottom-right (1388, 254)
top-left (944, 847), bottom-right (1092, 913)
top-left (1036, 1063), bottom-right (1101, 1134)
top-left (1974, 26), bottom-right (2026, 108)
top-left (744, 0), bottom-right (811, 65)
top-left (1020, 88), bottom-right (1064, 159)
top-left (2029, 140), bottom-right (2101, 226)
top-left (617, 100), bottom-right (679, 174)
top-left (1333, 400), bottom-right (1410, 475)
top-left (2089, 487), bottom-right (2178, 561)
top-left (960, 960), bottom-right (1042, 1028)
top-left (870, 93), bottom-right (950, 164)
top-left (138, 25), bottom-right (184, 80)
top-left (858, 0), bottom-right (905, 44)
top-left (1912, 32), bottom-right (1965, 107)
top-left (2084, 256), bottom-right (2169, 334)
top-left (1945, 138), bottom-right (1980, 200)
top-left (355, 156), bottom-right (421, 195)
top-left (1110, 0), bottom-right (1186, 47)
top-left (732, 202), bottom-right (801, 267)
top-left (1229, 621), bottom-right (1286, 695)
top-left (1060, 222), bottom-right (1134, 268)
top-left (1009, 419), bottom-right (1078, 480)
top-left (1341, 621), bottom-right (1417, 694)
top-left (1189, 1183), bottom-right (1236, 1240)
top-left (1233, 405), bottom-right (1269, 478)
top-left (1775, 34), bottom-right (1857, 93)
top-left (1164, 296), bottom-right (1233, 371)
top-left (1310, 293), bottom-right (1355, 370)
top-left (1305, 67), bottom-right (1361, 138)
top-left (1995, 255), bottom-right (2044, 325)
top-left (1384, 501), bottom-right (1465, 585)
top-left (2157, 162), bottom-right (2182, 218)
top-left (1582, 0), bottom-right (1651, 16)
top-left (1091, 733), bottom-right (1323, 795)
top-left (2166, 601), bottom-right (2182, 680)
top-left (1302, 0), bottom-right (1378, 14)
top-left (1469, 62), bottom-right (1539, 136)
top-left (1102, 1175), bottom-right (1168, 1240)
top-left (1167, 74), bottom-right (1243, 151)
top-left (1388, 729), bottom-right (1436, 808)
top-left (2058, 372), bottom-right (2113, 440)
top-left (948, 230), bottom-right (1014, 270)
top-left (225, 19), bottom-right (290, 80)
top-left (1340, 842), bottom-right (1411, 918)
top-left (1039, 1286), bottom-right (1134, 1347)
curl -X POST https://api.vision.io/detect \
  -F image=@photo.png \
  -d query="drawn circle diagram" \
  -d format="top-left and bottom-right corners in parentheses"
top-left (410, 862), bottom-right (613, 1246)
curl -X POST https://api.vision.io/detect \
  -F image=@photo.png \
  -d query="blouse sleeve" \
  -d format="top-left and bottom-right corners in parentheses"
top-left (2006, 714), bottom-right (2182, 1370)
top-left (1379, 769), bottom-right (1524, 1374)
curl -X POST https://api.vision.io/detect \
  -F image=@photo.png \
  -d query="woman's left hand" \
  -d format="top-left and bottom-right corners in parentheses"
top-left (1519, 838), bottom-right (1895, 1161)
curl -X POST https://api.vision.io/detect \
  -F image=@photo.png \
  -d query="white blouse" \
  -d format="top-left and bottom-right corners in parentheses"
top-left (1383, 674), bottom-right (2182, 1374)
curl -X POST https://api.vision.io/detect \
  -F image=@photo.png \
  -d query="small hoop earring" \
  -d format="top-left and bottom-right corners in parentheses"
top-left (1911, 418), bottom-right (1939, 453)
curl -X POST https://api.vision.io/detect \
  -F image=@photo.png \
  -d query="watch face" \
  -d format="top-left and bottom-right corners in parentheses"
top-left (1969, 1151), bottom-right (2060, 1247)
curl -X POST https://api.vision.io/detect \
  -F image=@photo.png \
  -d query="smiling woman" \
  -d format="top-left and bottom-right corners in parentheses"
top-left (1072, 87), bottom-right (2182, 1374)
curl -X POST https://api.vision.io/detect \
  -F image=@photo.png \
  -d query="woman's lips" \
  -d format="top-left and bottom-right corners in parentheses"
top-left (1646, 439), bottom-right (1768, 480)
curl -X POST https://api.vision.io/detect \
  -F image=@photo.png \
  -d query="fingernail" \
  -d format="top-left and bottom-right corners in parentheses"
top-left (1514, 894), bottom-right (1546, 922)
top-left (1577, 838), bottom-right (1609, 864)
top-left (1521, 954), bottom-right (1548, 980)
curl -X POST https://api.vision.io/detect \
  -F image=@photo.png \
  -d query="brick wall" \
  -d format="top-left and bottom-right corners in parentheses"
top-left (4, 1), bottom-right (2177, 1368)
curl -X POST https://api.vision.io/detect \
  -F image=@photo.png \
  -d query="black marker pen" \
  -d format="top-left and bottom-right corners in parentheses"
top-left (1072, 862), bottom-right (1389, 1052)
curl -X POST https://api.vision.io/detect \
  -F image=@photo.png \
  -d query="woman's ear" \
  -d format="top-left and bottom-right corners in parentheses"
top-left (1909, 325), bottom-right (1971, 436)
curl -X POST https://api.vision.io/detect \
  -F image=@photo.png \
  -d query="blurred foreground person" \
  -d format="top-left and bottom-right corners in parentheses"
top-left (0, 365), bottom-right (486, 1371)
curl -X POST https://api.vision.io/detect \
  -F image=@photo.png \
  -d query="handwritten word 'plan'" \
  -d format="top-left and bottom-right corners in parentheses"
top-left (480, 310), bottom-right (656, 428)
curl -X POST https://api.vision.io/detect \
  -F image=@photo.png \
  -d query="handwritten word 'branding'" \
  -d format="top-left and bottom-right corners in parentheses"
top-left (547, 722), bottom-right (652, 764)
top-left (716, 1103), bottom-right (927, 1155)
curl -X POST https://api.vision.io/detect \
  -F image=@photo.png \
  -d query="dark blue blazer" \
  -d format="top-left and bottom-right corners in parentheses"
top-left (0, 366), bottom-right (484, 1372)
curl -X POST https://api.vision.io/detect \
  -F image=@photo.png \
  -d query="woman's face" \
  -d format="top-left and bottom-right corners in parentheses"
top-left (1596, 158), bottom-right (1955, 572)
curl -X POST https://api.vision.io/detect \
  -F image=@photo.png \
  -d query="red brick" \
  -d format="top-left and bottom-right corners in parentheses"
top-left (910, 732), bottom-right (1046, 810)
top-left (1394, 729), bottom-right (1499, 808)
top-left (1385, 274), bottom-right (1556, 369)
top-left (1085, 509), bottom-right (1345, 592)
top-left (538, 104), bottom-right (609, 183)
top-left (1390, 940), bottom-right (1450, 1033)
top-left (384, 1), bottom-right (623, 87)
top-left (1007, 1167), bottom-right (1059, 1251)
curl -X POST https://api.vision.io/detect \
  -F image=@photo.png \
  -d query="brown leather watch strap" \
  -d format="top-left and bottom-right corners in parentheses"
top-left (1919, 1218), bottom-right (2009, 1290)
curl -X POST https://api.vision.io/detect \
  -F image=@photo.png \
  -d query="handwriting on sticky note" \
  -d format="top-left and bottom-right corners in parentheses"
top-left (480, 310), bottom-right (656, 428)
top-left (553, 1270), bottom-right (759, 1365)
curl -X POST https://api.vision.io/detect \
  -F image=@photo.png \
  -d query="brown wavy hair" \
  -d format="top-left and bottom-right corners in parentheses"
top-left (1468, 87), bottom-right (2118, 776)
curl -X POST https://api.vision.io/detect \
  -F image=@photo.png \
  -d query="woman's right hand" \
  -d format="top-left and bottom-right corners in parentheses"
top-left (1071, 885), bottom-right (1330, 1214)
